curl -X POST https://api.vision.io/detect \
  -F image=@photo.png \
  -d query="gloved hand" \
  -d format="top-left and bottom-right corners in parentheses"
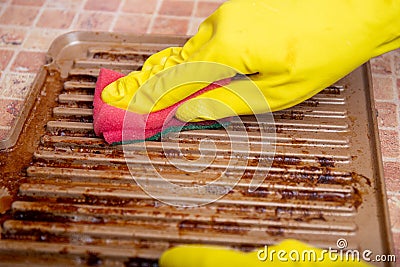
top-left (101, 0), bottom-right (400, 122)
top-left (159, 239), bottom-right (373, 267)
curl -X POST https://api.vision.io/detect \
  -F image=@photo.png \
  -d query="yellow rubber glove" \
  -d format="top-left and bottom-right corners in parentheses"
top-left (159, 239), bottom-right (373, 267)
top-left (102, 0), bottom-right (400, 122)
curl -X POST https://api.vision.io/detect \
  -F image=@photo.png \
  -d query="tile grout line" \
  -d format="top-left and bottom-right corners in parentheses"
top-left (68, 0), bottom-right (89, 31)
top-left (187, 0), bottom-right (199, 36)
top-left (0, 0), bottom-right (9, 17)
top-left (109, 0), bottom-right (126, 31)
top-left (378, 126), bottom-right (400, 131)
top-left (383, 157), bottom-right (400, 162)
top-left (146, 0), bottom-right (163, 34)
top-left (387, 191), bottom-right (400, 197)
top-left (0, 125), bottom-right (11, 130)
top-left (0, 95), bottom-right (27, 101)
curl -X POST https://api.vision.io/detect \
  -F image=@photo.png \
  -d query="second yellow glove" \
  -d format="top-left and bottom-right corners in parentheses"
top-left (158, 239), bottom-right (373, 267)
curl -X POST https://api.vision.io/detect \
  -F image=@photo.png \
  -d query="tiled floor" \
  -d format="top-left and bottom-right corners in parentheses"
top-left (0, 0), bottom-right (398, 260)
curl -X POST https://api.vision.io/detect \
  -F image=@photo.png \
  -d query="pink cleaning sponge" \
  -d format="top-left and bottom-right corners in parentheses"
top-left (93, 68), bottom-right (231, 144)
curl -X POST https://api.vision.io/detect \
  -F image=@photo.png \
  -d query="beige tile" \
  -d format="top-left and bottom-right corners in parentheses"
top-left (159, 0), bottom-right (194, 16)
top-left (84, 0), bottom-right (122, 12)
top-left (391, 231), bottom-right (400, 262)
top-left (11, 0), bottom-right (45, 6)
top-left (11, 51), bottom-right (45, 73)
top-left (152, 16), bottom-right (189, 35)
top-left (394, 49), bottom-right (400, 77)
top-left (36, 9), bottom-right (76, 29)
top-left (0, 99), bottom-right (23, 127)
top-left (373, 75), bottom-right (394, 100)
top-left (379, 129), bottom-right (400, 158)
top-left (0, 72), bottom-right (35, 99)
top-left (384, 162), bottom-right (400, 192)
top-left (74, 11), bottom-right (114, 31)
top-left (0, 128), bottom-right (9, 141)
top-left (0, 6), bottom-right (39, 26)
top-left (388, 195), bottom-right (400, 230)
top-left (371, 53), bottom-right (393, 75)
top-left (113, 14), bottom-right (150, 34)
top-left (375, 101), bottom-right (399, 128)
top-left (0, 49), bottom-right (14, 71)
top-left (46, 0), bottom-right (83, 10)
top-left (195, 1), bottom-right (221, 17)
top-left (23, 29), bottom-right (64, 51)
top-left (122, 0), bottom-right (158, 14)
top-left (397, 78), bottom-right (400, 100)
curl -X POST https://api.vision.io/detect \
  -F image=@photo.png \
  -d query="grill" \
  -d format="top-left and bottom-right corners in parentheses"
top-left (0, 32), bottom-right (394, 266)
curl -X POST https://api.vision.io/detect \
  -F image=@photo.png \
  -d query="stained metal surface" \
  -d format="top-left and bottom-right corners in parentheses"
top-left (0, 31), bottom-right (394, 266)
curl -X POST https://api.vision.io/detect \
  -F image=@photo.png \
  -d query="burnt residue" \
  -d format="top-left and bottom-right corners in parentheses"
top-left (275, 111), bottom-right (305, 120)
top-left (279, 189), bottom-right (353, 202)
top-left (317, 157), bottom-right (335, 168)
top-left (323, 86), bottom-right (343, 95)
top-left (273, 155), bottom-right (302, 165)
top-left (14, 210), bottom-right (69, 223)
top-left (48, 128), bottom-right (96, 138)
top-left (17, 194), bottom-right (145, 208)
top-left (2, 229), bottom-right (70, 243)
top-left (241, 188), bottom-right (271, 198)
top-left (352, 187), bottom-right (363, 210)
top-left (265, 226), bottom-right (285, 236)
top-left (124, 258), bottom-right (158, 267)
top-left (13, 210), bottom-right (105, 224)
top-left (351, 172), bottom-right (372, 187)
top-left (252, 166), bottom-right (352, 186)
top-left (92, 52), bottom-right (151, 63)
top-left (68, 75), bottom-right (97, 83)
top-left (54, 115), bottom-right (93, 123)
top-left (303, 99), bottom-right (319, 107)
top-left (293, 213), bottom-right (326, 223)
top-left (86, 251), bottom-right (103, 266)
top-left (274, 207), bottom-right (326, 222)
top-left (178, 220), bottom-right (248, 235)
top-left (82, 194), bottom-right (130, 207)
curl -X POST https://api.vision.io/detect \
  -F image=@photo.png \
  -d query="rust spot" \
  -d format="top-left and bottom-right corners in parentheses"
top-left (351, 172), bottom-right (372, 187)
top-left (275, 111), bottom-right (305, 120)
top-left (178, 220), bottom-right (247, 235)
top-left (273, 155), bottom-right (302, 165)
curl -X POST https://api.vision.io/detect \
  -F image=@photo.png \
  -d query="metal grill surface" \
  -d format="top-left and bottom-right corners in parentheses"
top-left (0, 32), bottom-right (393, 266)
